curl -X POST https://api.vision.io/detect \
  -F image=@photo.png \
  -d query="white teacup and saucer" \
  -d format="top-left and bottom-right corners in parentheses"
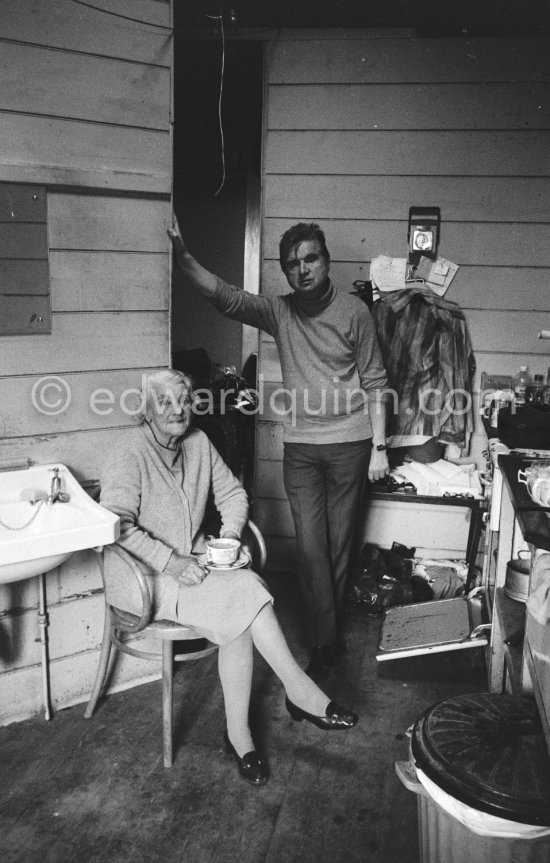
top-left (199, 537), bottom-right (251, 570)
top-left (518, 465), bottom-right (550, 507)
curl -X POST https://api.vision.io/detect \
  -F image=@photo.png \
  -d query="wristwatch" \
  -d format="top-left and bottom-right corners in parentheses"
top-left (373, 441), bottom-right (388, 451)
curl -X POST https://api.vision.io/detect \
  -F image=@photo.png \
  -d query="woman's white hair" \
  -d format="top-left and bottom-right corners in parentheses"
top-left (137, 368), bottom-right (193, 423)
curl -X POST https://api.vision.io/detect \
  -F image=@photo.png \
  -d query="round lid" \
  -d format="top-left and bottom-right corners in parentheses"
top-left (411, 693), bottom-right (550, 825)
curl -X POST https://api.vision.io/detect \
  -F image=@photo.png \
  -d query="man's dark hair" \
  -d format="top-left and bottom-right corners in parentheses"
top-left (279, 223), bottom-right (330, 272)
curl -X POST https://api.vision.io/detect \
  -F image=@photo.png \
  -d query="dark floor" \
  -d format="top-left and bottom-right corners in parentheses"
top-left (0, 571), bottom-right (487, 863)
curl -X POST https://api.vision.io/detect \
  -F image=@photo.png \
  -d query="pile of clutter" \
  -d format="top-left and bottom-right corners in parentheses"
top-left (345, 541), bottom-right (475, 614)
top-left (390, 459), bottom-right (483, 498)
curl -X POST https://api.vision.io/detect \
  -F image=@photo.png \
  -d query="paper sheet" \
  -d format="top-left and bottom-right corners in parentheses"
top-left (369, 254), bottom-right (459, 296)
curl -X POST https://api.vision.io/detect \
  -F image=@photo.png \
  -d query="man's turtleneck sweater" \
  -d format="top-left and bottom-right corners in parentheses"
top-left (209, 277), bottom-right (387, 444)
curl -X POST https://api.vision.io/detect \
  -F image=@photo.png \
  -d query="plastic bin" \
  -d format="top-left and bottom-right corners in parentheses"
top-left (396, 693), bottom-right (550, 863)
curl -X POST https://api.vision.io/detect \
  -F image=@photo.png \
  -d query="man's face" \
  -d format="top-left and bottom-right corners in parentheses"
top-left (283, 239), bottom-right (330, 298)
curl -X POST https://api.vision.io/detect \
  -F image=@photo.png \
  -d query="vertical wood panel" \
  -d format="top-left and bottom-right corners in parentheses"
top-left (268, 83), bottom-right (550, 130)
top-left (0, 43), bottom-right (170, 129)
top-left (0, 114), bottom-right (171, 193)
top-left (257, 31), bottom-right (550, 556)
top-left (265, 130), bottom-right (550, 176)
top-left (0, 0), bottom-right (174, 722)
top-left (267, 37), bottom-right (550, 83)
top-left (1, 0), bottom-right (172, 63)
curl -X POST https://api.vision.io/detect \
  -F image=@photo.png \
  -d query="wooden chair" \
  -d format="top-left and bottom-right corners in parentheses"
top-left (84, 520), bottom-right (267, 767)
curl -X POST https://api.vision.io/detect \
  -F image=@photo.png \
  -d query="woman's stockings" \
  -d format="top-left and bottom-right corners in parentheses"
top-left (250, 604), bottom-right (329, 716)
top-left (218, 603), bottom-right (331, 757)
top-left (218, 631), bottom-right (254, 757)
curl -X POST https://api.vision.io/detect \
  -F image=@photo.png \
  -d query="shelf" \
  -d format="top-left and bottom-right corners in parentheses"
top-left (498, 455), bottom-right (550, 551)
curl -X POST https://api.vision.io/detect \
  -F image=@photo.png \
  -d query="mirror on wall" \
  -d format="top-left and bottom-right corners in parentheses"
top-left (0, 182), bottom-right (51, 336)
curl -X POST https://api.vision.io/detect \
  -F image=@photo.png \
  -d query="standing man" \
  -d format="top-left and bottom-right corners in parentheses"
top-left (169, 220), bottom-right (389, 677)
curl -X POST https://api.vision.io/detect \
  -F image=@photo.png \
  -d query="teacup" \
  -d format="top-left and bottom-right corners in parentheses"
top-left (529, 460), bottom-right (550, 479)
top-left (518, 470), bottom-right (550, 506)
top-left (206, 537), bottom-right (241, 566)
top-left (532, 478), bottom-right (550, 507)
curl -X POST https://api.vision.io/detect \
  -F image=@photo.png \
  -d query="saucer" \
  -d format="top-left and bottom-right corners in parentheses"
top-left (198, 551), bottom-right (251, 570)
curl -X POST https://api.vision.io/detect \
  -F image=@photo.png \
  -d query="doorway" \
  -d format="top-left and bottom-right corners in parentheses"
top-left (171, 29), bottom-right (264, 379)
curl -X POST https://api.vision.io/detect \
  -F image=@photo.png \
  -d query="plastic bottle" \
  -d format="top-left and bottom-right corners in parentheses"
top-left (512, 365), bottom-right (532, 408)
top-left (531, 374), bottom-right (545, 406)
top-left (542, 367), bottom-right (550, 409)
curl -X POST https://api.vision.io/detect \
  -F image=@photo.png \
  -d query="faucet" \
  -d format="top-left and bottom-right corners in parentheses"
top-left (47, 467), bottom-right (70, 504)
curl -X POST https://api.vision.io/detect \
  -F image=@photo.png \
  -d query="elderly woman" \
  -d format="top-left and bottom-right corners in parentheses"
top-left (99, 369), bottom-right (358, 785)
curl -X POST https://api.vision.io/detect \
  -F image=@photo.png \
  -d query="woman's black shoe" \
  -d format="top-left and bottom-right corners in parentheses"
top-left (285, 697), bottom-right (358, 730)
top-left (224, 731), bottom-right (269, 785)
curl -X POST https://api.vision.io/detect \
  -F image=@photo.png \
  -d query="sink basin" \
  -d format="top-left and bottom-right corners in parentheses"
top-left (0, 463), bottom-right (120, 583)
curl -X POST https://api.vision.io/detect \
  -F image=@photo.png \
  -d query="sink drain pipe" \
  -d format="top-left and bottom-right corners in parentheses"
top-left (38, 572), bottom-right (52, 720)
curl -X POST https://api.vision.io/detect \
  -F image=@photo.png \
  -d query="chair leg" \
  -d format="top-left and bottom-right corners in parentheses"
top-left (162, 640), bottom-right (174, 767)
top-left (84, 608), bottom-right (114, 719)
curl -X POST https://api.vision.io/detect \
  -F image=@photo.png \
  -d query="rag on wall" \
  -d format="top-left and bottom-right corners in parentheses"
top-left (371, 287), bottom-right (475, 453)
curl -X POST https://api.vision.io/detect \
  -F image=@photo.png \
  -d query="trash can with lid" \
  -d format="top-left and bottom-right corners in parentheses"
top-left (396, 692), bottom-right (550, 863)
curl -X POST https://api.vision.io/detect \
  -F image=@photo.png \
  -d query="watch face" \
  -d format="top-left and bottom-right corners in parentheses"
top-left (411, 228), bottom-right (434, 252)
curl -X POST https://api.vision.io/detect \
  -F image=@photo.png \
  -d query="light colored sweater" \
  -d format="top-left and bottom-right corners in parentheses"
top-left (99, 423), bottom-right (248, 616)
top-left (210, 278), bottom-right (388, 444)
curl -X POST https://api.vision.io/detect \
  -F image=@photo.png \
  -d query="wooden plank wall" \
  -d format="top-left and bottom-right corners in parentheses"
top-left (256, 30), bottom-right (550, 566)
top-left (0, 0), bottom-right (173, 724)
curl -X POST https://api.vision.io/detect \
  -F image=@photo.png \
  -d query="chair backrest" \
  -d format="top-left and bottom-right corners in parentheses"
top-left (98, 543), bottom-right (152, 633)
top-left (242, 519), bottom-right (267, 573)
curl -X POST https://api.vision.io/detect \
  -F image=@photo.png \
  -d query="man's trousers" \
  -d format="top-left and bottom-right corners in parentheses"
top-left (283, 438), bottom-right (372, 648)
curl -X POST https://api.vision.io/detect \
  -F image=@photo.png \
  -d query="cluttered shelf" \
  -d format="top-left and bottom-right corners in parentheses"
top-left (498, 454), bottom-right (550, 552)
top-left (485, 450), bottom-right (550, 761)
top-left (365, 480), bottom-right (486, 592)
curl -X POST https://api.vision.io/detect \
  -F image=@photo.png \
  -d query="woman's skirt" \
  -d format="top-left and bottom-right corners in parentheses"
top-left (168, 568), bottom-right (273, 645)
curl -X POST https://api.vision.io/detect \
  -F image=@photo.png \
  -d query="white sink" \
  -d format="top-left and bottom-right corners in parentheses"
top-left (0, 463), bottom-right (119, 583)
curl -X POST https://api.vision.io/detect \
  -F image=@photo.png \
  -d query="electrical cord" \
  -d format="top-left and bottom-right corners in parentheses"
top-left (206, 12), bottom-right (226, 196)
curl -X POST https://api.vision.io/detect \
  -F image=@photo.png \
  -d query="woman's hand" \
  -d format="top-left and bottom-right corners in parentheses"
top-left (165, 553), bottom-right (208, 587)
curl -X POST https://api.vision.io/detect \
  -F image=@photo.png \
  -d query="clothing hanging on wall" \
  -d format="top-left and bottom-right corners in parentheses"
top-left (371, 287), bottom-right (475, 454)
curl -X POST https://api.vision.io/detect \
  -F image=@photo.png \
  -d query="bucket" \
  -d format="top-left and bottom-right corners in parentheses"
top-left (504, 552), bottom-right (531, 603)
top-left (396, 693), bottom-right (550, 863)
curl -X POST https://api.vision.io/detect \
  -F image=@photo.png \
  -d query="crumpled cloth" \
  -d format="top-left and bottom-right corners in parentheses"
top-left (527, 552), bottom-right (550, 625)
top-left (412, 559), bottom-right (468, 600)
top-left (527, 582), bottom-right (550, 625)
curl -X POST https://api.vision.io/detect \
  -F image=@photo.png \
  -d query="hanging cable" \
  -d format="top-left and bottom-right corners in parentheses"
top-left (206, 11), bottom-right (226, 196)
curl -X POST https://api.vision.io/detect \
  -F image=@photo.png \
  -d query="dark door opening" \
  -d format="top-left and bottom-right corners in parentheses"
top-left (172, 23), bottom-right (263, 492)
top-left (172, 27), bottom-right (263, 378)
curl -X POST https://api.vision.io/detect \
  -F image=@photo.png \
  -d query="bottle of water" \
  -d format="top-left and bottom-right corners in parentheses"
top-left (542, 367), bottom-right (550, 409)
top-left (513, 365), bottom-right (532, 408)
top-left (531, 374), bottom-right (545, 406)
